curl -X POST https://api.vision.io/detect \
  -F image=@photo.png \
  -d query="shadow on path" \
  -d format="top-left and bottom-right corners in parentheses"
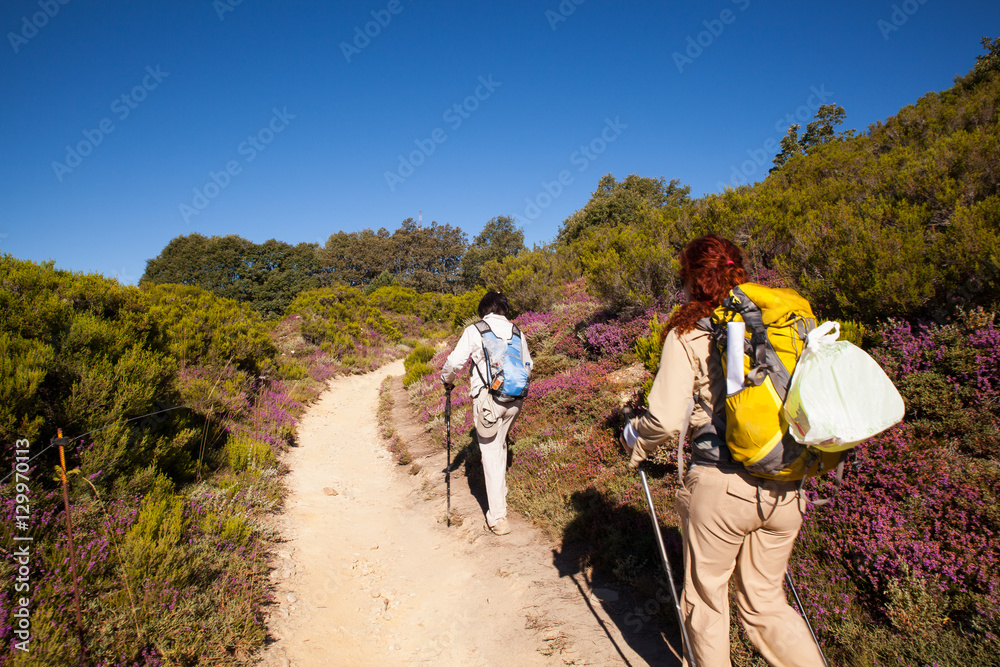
top-left (553, 484), bottom-right (686, 667)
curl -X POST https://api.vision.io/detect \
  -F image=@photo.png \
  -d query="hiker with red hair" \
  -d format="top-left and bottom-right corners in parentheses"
top-left (620, 234), bottom-right (825, 667)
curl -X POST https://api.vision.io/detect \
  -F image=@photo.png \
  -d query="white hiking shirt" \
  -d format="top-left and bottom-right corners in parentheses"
top-left (440, 313), bottom-right (533, 398)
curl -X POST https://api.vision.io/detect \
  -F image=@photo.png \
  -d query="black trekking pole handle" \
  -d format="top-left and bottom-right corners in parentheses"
top-left (445, 387), bottom-right (452, 527)
top-left (785, 570), bottom-right (830, 667)
top-left (639, 468), bottom-right (696, 667)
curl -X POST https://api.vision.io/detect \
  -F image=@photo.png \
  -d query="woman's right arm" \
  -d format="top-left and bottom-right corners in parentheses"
top-left (628, 329), bottom-right (697, 466)
top-left (441, 326), bottom-right (477, 385)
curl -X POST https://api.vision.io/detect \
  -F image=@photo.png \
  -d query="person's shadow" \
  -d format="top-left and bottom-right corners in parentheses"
top-left (458, 434), bottom-right (686, 665)
top-left (451, 429), bottom-right (520, 523)
top-left (552, 469), bottom-right (686, 666)
top-left (450, 427), bottom-right (490, 518)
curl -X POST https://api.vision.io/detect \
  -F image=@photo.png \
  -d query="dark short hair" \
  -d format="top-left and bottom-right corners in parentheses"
top-left (477, 291), bottom-right (511, 318)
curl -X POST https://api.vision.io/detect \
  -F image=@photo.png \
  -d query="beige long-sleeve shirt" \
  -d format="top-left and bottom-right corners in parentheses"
top-left (629, 326), bottom-right (727, 466)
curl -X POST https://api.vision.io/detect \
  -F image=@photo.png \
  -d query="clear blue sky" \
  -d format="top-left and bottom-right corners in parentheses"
top-left (2, 0), bottom-right (997, 284)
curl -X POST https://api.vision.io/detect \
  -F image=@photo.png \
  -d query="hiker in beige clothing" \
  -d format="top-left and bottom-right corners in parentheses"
top-left (622, 234), bottom-right (825, 667)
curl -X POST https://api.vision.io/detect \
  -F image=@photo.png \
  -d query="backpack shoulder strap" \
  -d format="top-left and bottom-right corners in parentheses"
top-left (724, 286), bottom-right (793, 396)
top-left (472, 320), bottom-right (492, 387)
top-left (677, 396), bottom-right (695, 488)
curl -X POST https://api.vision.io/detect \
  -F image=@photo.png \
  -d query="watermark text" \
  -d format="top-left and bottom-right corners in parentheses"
top-left (7, 0), bottom-right (71, 54)
top-left (384, 75), bottom-right (501, 192)
top-left (179, 107), bottom-right (295, 223)
top-left (673, 0), bottom-right (750, 73)
top-left (51, 65), bottom-right (169, 182)
top-left (12, 438), bottom-right (32, 653)
top-left (523, 116), bottom-right (627, 220)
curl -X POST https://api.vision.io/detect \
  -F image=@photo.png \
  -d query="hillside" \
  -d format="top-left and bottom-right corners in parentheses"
top-left (1, 39), bottom-right (998, 667)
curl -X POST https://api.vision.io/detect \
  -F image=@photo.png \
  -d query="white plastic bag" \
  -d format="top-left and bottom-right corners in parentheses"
top-left (783, 321), bottom-right (905, 451)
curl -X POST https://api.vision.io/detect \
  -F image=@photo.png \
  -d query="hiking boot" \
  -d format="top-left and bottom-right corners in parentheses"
top-left (488, 518), bottom-right (511, 535)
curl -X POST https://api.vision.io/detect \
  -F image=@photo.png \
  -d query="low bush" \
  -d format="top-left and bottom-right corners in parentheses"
top-left (404, 343), bottom-right (437, 371)
top-left (403, 361), bottom-right (435, 388)
top-left (871, 312), bottom-right (1000, 458)
top-left (287, 285), bottom-right (401, 356)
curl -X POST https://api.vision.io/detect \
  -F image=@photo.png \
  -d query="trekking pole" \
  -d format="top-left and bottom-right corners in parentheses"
top-left (445, 387), bottom-right (452, 527)
top-left (785, 570), bottom-right (830, 667)
top-left (639, 468), bottom-right (696, 667)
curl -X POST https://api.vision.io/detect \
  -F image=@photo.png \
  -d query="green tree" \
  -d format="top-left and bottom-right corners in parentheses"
top-left (363, 269), bottom-right (398, 295)
top-left (142, 234), bottom-right (322, 317)
top-left (557, 174), bottom-right (691, 244)
top-left (959, 35), bottom-right (1000, 86)
top-left (772, 105), bottom-right (851, 173)
top-left (771, 124), bottom-right (804, 172)
top-left (390, 218), bottom-right (468, 293)
top-left (318, 228), bottom-right (393, 287)
top-left (319, 219), bottom-right (467, 293)
top-left (800, 104), bottom-right (848, 153)
top-left (461, 215), bottom-right (526, 287)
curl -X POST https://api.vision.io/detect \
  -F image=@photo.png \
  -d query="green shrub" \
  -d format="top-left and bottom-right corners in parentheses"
top-left (224, 433), bottom-right (276, 473)
top-left (634, 312), bottom-right (671, 404)
top-left (0, 330), bottom-right (54, 441)
top-left (404, 343), bottom-right (436, 371)
top-left (634, 313), bottom-right (670, 374)
top-left (481, 248), bottom-right (575, 314)
top-left (402, 343), bottom-right (438, 387)
top-left (835, 319), bottom-right (867, 347)
top-left (363, 269), bottom-right (398, 294)
top-left (123, 490), bottom-right (191, 585)
top-left (287, 285), bottom-right (401, 354)
top-left (576, 213), bottom-right (681, 312)
top-left (145, 283), bottom-right (277, 374)
top-left (403, 361), bottom-right (435, 387)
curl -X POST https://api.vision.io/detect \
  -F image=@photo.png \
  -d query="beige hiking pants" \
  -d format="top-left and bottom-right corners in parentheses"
top-left (675, 465), bottom-right (825, 667)
top-left (473, 393), bottom-right (521, 527)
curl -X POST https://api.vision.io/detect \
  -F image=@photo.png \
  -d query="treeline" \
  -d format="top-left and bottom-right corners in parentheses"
top-left (144, 39), bottom-right (1000, 330)
top-left (485, 37), bottom-right (1000, 327)
top-left (143, 216), bottom-right (525, 317)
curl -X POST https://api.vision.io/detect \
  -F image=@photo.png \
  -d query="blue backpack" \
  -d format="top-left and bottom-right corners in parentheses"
top-left (474, 320), bottom-right (530, 401)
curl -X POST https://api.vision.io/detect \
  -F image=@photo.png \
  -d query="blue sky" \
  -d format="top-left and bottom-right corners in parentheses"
top-left (2, 0), bottom-right (997, 285)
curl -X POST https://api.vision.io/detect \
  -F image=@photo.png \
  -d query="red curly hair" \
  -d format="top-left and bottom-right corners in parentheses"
top-left (664, 234), bottom-right (748, 337)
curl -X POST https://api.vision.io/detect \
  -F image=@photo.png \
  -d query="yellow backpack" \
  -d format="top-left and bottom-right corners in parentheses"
top-left (712, 283), bottom-right (843, 481)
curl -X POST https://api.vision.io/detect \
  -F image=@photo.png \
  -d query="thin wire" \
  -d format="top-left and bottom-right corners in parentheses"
top-left (0, 402), bottom-right (205, 486)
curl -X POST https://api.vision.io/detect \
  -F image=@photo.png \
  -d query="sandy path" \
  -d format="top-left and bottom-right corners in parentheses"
top-left (258, 360), bottom-right (677, 667)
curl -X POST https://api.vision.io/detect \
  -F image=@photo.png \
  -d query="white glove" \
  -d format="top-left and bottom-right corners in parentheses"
top-left (622, 421), bottom-right (639, 452)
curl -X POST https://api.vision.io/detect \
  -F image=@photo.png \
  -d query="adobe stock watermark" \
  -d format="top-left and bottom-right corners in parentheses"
top-left (213, 0), bottom-right (246, 21)
top-left (340, 0), bottom-right (408, 63)
top-left (673, 0), bottom-right (751, 73)
top-left (7, 0), bottom-right (71, 54)
top-left (11, 438), bottom-right (32, 653)
top-left (623, 575), bottom-right (676, 634)
top-left (716, 84), bottom-right (833, 190)
top-left (546, 0), bottom-right (585, 31)
top-left (384, 75), bottom-right (501, 192)
top-left (877, 0), bottom-right (929, 41)
top-left (523, 116), bottom-right (627, 221)
top-left (51, 65), bottom-right (169, 183)
top-left (178, 107), bottom-right (295, 223)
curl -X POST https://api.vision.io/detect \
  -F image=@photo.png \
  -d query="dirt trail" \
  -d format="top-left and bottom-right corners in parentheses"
top-left (258, 360), bottom-right (677, 666)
